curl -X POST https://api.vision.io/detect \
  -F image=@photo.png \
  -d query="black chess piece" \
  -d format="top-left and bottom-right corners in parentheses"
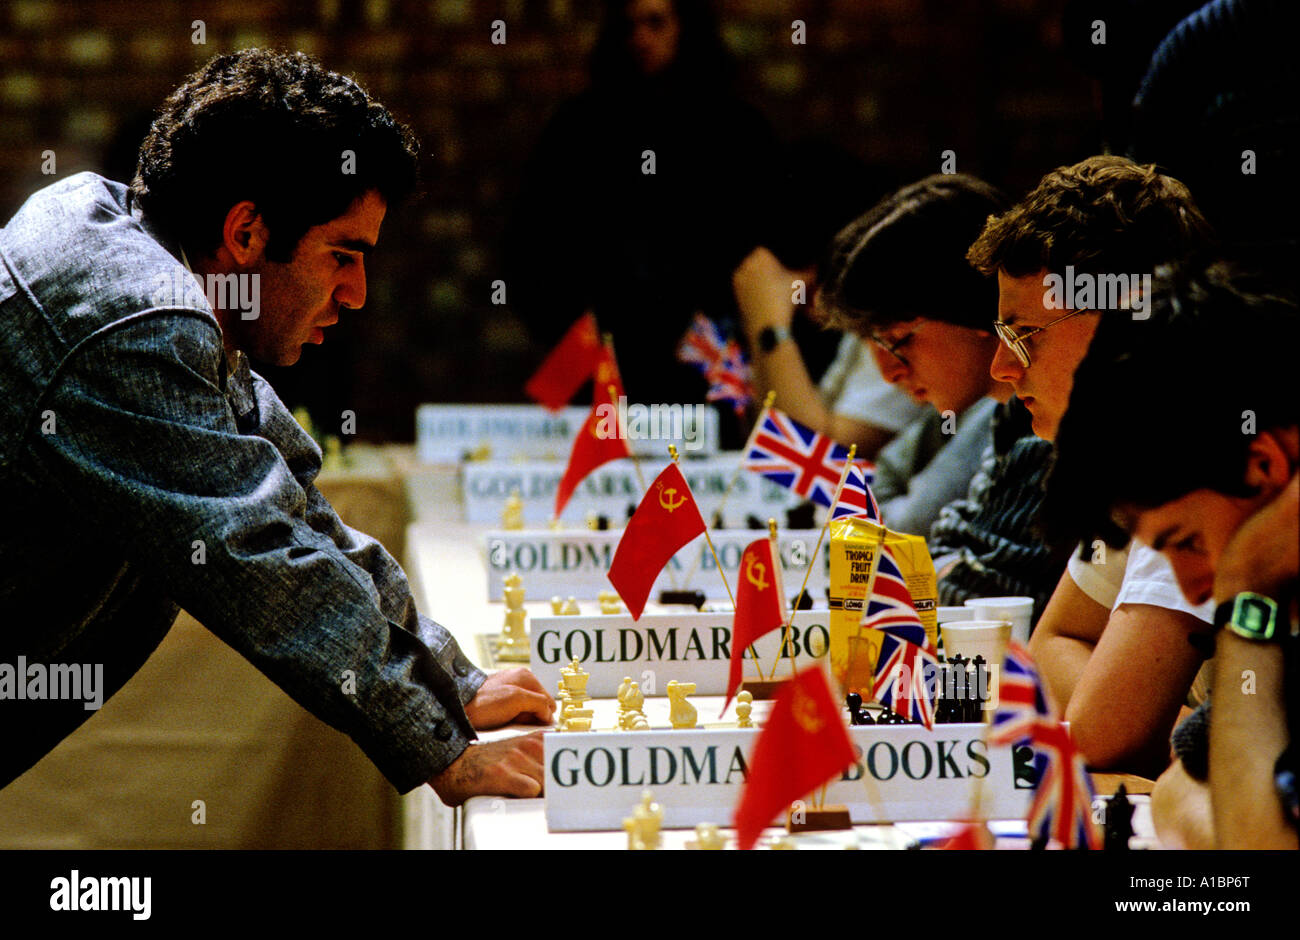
top-left (790, 591), bottom-right (813, 611)
top-left (711, 510), bottom-right (725, 530)
top-left (596, 514), bottom-right (610, 531)
top-left (948, 655), bottom-right (968, 720)
top-left (971, 655), bottom-right (988, 716)
top-left (745, 514), bottom-right (765, 530)
top-left (1104, 783), bottom-right (1135, 851)
top-left (626, 504), bottom-right (637, 521)
top-left (846, 692), bottom-right (864, 725)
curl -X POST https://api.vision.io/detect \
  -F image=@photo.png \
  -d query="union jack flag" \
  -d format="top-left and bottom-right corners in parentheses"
top-left (830, 462), bottom-right (881, 523)
top-left (871, 625), bottom-right (939, 728)
top-left (988, 640), bottom-right (1052, 748)
top-left (677, 315), bottom-right (755, 415)
top-left (1026, 720), bottom-right (1102, 849)
top-left (677, 313), bottom-right (727, 368)
top-left (865, 546), bottom-right (937, 727)
top-left (704, 339), bottom-right (753, 416)
top-left (743, 408), bottom-right (868, 508)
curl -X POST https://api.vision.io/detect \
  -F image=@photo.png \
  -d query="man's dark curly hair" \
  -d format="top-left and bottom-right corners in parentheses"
top-left (132, 48), bottom-right (419, 262)
top-left (966, 154), bottom-right (1215, 281)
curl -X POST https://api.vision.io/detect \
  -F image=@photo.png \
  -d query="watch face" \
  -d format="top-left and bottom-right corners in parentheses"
top-left (1241, 598), bottom-right (1271, 635)
top-left (1234, 593), bottom-right (1277, 640)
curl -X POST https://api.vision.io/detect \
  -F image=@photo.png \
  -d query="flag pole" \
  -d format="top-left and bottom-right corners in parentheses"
top-left (770, 518), bottom-right (800, 683)
top-left (768, 444), bottom-right (856, 678)
top-left (671, 445), bottom-right (735, 610)
top-left (681, 390), bottom-right (775, 589)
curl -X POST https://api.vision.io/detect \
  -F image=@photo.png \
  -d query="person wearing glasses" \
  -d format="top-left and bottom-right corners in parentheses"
top-left (808, 175), bottom-right (1012, 537)
top-left (961, 155), bottom-right (1220, 777)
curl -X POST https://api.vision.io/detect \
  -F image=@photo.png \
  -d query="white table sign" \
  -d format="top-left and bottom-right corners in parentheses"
top-left (531, 610), bottom-right (831, 697)
top-left (543, 723), bottom-right (1031, 830)
top-left (483, 529), bottom-right (829, 601)
top-left (461, 454), bottom-right (802, 526)
top-left (416, 403), bottom-right (719, 463)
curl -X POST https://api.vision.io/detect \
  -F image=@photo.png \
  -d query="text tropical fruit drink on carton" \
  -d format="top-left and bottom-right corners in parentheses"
top-left (828, 516), bottom-right (937, 695)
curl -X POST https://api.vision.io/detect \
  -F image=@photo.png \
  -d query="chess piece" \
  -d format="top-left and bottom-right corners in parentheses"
top-left (554, 678), bottom-right (571, 731)
top-left (667, 680), bottom-right (698, 729)
top-left (598, 590), bottom-right (623, 615)
top-left (970, 655), bottom-right (988, 721)
top-left (1104, 783), bottom-right (1135, 851)
top-left (501, 489), bottom-right (525, 530)
top-left (736, 690), bottom-right (754, 728)
top-left (549, 596), bottom-right (564, 615)
top-left (623, 791), bottom-right (662, 850)
top-left (548, 518), bottom-right (563, 531)
top-left (497, 573), bottom-right (530, 662)
top-left (616, 677), bottom-right (648, 730)
top-left (560, 596), bottom-right (580, 616)
top-left (585, 511), bottom-right (601, 531)
top-left (847, 692), bottom-right (864, 725)
top-left (558, 659), bottom-right (593, 731)
top-left (322, 434), bottom-right (345, 471)
top-left (687, 823), bottom-right (726, 850)
top-left (292, 406), bottom-right (315, 438)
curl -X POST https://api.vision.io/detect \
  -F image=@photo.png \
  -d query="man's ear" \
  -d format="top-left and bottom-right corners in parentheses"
top-left (1243, 430), bottom-right (1291, 497)
top-left (221, 201), bottom-right (270, 266)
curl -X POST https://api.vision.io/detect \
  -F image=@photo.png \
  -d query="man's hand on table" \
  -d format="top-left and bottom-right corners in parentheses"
top-left (428, 732), bottom-right (545, 806)
top-left (464, 666), bottom-right (555, 729)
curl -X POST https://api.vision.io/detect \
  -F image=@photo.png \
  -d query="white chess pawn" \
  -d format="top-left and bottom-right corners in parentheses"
top-left (736, 690), bottom-right (754, 728)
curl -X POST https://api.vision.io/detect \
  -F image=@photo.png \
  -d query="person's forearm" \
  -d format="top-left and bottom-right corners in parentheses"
top-left (1210, 634), bottom-right (1296, 849)
top-left (1151, 759), bottom-right (1216, 849)
top-left (749, 339), bottom-right (833, 434)
top-left (1031, 634), bottom-right (1094, 715)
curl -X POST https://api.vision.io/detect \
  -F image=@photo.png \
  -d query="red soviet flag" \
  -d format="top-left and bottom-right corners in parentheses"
top-left (607, 462), bottom-right (706, 620)
top-left (723, 538), bottom-right (786, 712)
top-left (524, 311), bottom-right (604, 410)
top-left (733, 665), bottom-right (857, 850)
top-left (554, 351), bottom-right (629, 518)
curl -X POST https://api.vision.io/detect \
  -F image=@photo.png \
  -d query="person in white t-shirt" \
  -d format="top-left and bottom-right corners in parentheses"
top-left (1030, 543), bottom-right (1214, 777)
top-left (733, 247), bottom-right (925, 459)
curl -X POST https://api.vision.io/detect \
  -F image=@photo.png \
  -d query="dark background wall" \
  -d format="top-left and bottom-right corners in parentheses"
top-left (0, 0), bottom-right (1097, 441)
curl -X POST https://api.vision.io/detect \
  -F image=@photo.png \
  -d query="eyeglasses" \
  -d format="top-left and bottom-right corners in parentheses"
top-left (992, 309), bottom-right (1089, 368)
top-left (867, 328), bottom-right (915, 370)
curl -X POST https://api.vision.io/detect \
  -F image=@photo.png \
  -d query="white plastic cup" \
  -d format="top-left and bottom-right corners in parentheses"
top-left (941, 620), bottom-right (1013, 710)
top-left (964, 596), bottom-right (1034, 644)
top-left (937, 606), bottom-right (974, 625)
top-left (940, 619), bottom-right (1013, 668)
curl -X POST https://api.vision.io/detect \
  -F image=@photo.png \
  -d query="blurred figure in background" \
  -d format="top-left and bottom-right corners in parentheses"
top-left (506, 0), bottom-right (777, 410)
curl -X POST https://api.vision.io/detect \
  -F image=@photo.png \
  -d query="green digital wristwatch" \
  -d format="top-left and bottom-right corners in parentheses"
top-left (1215, 591), bottom-right (1281, 642)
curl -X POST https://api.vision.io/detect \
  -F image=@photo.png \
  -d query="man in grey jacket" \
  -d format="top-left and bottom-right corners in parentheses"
top-left (0, 49), bottom-right (550, 805)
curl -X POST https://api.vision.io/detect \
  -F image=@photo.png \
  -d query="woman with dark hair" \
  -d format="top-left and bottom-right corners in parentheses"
top-left (506, 0), bottom-right (777, 407)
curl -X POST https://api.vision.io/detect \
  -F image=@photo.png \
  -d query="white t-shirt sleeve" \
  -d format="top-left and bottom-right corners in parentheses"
top-left (818, 334), bottom-right (926, 433)
top-left (1114, 542), bottom-right (1216, 623)
top-left (1066, 542), bottom-right (1128, 609)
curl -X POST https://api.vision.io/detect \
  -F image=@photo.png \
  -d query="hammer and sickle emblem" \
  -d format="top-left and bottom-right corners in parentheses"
top-left (792, 689), bottom-right (823, 734)
top-left (745, 555), bottom-right (769, 591)
top-left (658, 485), bottom-right (688, 514)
